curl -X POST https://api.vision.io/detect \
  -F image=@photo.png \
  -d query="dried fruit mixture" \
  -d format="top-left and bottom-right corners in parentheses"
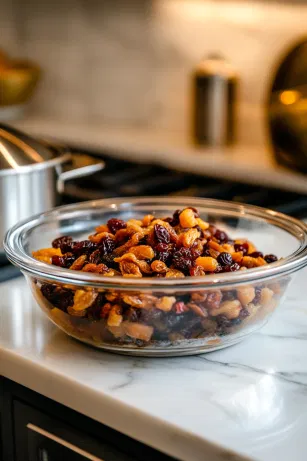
top-left (33, 208), bottom-right (282, 348)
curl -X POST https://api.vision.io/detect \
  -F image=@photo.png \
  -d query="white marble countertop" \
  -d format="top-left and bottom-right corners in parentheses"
top-left (1, 271), bottom-right (307, 461)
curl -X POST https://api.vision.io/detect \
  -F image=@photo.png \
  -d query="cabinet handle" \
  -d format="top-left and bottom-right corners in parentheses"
top-left (27, 423), bottom-right (104, 461)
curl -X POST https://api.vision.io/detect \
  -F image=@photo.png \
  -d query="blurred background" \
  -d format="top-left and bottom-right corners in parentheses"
top-left (3, 0), bottom-right (307, 278)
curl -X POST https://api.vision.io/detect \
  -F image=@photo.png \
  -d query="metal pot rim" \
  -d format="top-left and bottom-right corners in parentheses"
top-left (0, 152), bottom-right (71, 177)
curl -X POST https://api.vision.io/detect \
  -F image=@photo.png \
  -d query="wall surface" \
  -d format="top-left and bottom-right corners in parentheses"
top-left (1, 0), bottom-right (307, 131)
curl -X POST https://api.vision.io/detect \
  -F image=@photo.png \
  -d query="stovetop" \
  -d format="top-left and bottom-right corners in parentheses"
top-left (2, 146), bottom-right (307, 283)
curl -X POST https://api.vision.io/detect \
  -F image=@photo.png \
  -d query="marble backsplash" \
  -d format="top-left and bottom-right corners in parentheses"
top-left (2, 0), bottom-right (307, 132)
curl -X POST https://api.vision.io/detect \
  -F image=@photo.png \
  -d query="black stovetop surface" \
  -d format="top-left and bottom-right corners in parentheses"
top-left (2, 146), bottom-right (307, 282)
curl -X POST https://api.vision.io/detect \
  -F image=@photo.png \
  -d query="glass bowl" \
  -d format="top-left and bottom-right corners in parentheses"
top-left (4, 197), bottom-right (307, 357)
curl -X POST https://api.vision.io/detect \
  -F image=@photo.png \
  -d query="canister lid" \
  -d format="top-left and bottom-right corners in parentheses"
top-left (195, 54), bottom-right (237, 79)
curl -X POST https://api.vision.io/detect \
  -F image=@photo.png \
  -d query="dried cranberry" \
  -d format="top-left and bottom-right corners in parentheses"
top-left (107, 218), bottom-right (127, 234)
top-left (41, 284), bottom-right (73, 312)
top-left (99, 236), bottom-right (115, 255)
top-left (154, 224), bottom-right (170, 244)
top-left (264, 254), bottom-right (278, 264)
top-left (52, 235), bottom-right (72, 249)
top-left (52, 254), bottom-right (75, 268)
top-left (214, 229), bottom-right (228, 242)
top-left (217, 252), bottom-right (233, 266)
top-left (223, 263), bottom-right (240, 272)
top-left (249, 251), bottom-right (263, 258)
top-left (234, 242), bottom-right (249, 255)
top-left (206, 291), bottom-right (222, 309)
top-left (253, 286), bottom-right (262, 305)
top-left (173, 301), bottom-right (189, 314)
top-left (156, 242), bottom-right (169, 252)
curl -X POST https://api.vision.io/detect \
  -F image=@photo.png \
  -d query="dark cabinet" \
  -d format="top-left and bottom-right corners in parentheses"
top-left (0, 377), bottom-right (175, 461)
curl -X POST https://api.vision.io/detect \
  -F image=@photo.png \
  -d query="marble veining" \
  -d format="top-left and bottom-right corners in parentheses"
top-left (1, 266), bottom-right (307, 461)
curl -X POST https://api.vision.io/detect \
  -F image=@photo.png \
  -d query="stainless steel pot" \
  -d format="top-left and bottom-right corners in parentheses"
top-left (0, 124), bottom-right (104, 253)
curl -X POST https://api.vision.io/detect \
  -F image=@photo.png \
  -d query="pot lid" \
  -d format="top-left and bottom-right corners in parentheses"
top-left (0, 123), bottom-right (66, 171)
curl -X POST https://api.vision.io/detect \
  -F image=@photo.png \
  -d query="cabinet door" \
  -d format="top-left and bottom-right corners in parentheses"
top-left (14, 401), bottom-right (134, 461)
top-left (27, 423), bottom-right (103, 461)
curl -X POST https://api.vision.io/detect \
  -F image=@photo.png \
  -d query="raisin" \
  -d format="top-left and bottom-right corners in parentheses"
top-left (203, 248), bottom-right (211, 257)
top-left (154, 224), bottom-right (170, 244)
top-left (249, 251), bottom-right (263, 258)
top-left (217, 252), bottom-right (233, 266)
top-left (66, 240), bottom-right (97, 256)
top-left (101, 253), bottom-right (118, 269)
top-left (264, 254), bottom-right (278, 264)
top-left (209, 224), bottom-right (217, 236)
top-left (99, 236), bottom-right (115, 255)
top-left (189, 207), bottom-right (199, 218)
top-left (134, 339), bottom-right (146, 347)
top-left (181, 317), bottom-right (203, 338)
top-left (41, 284), bottom-right (73, 312)
top-left (156, 252), bottom-right (170, 263)
top-left (214, 229), bottom-right (228, 242)
top-left (216, 315), bottom-right (232, 328)
top-left (234, 242), bottom-right (249, 255)
top-left (223, 263), bottom-right (240, 272)
top-left (52, 253), bottom-right (75, 268)
top-left (231, 318), bottom-right (242, 326)
top-left (214, 265), bottom-right (223, 274)
top-left (100, 303), bottom-right (113, 319)
top-left (222, 290), bottom-right (236, 301)
top-left (173, 256), bottom-right (192, 272)
top-left (107, 218), bottom-right (127, 234)
top-left (140, 309), bottom-right (164, 325)
top-left (253, 286), bottom-right (262, 304)
top-left (155, 242), bottom-right (168, 252)
top-left (165, 313), bottom-right (186, 331)
top-left (60, 241), bottom-right (76, 254)
top-left (206, 291), bottom-right (222, 309)
top-left (124, 307), bottom-right (141, 322)
top-left (52, 235), bottom-right (72, 249)
top-left (87, 293), bottom-right (105, 320)
top-left (190, 241), bottom-right (203, 258)
top-left (89, 249), bottom-right (102, 265)
top-left (170, 209), bottom-right (181, 227)
top-left (239, 307), bottom-right (250, 319)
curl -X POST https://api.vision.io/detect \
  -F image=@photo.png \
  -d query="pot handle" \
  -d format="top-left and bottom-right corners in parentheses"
top-left (57, 161), bottom-right (105, 194)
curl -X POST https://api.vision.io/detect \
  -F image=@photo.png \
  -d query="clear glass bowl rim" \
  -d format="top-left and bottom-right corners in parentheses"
top-left (4, 196), bottom-right (307, 290)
